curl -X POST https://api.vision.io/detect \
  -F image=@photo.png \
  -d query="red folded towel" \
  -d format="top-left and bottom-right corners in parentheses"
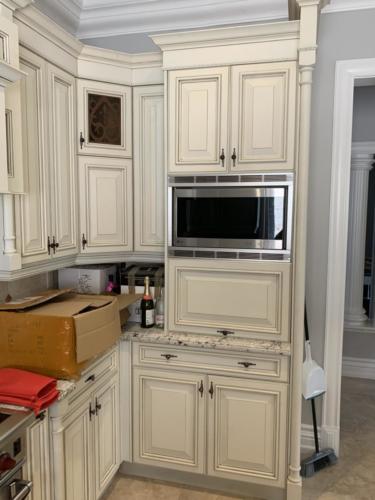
top-left (0, 368), bottom-right (59, 415)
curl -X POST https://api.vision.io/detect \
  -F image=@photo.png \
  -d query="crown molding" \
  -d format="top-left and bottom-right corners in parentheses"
top-left (151, 20), bottom-right (300, 52)
top-left (0, 0), bottom-right (34, 11)
top-left (79, 44), bottom-right (162, 69)
top-left (77, 0), bottom-right (288, 40)
top-left (322, 0), bottom-right (375, 13)
top-left (32, 0), bottom-right (81, 33)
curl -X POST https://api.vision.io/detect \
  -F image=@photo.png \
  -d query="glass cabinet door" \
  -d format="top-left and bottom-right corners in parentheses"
top-left (77, 79), bottom-right (132, 158)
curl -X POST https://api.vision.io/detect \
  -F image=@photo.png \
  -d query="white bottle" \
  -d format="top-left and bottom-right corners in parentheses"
top-left (155, 288), bottom-right (164, 328)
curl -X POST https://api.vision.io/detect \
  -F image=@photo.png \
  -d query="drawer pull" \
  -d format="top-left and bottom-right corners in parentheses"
top-left (89, 402), bottom-right (96, 421)
top-left (85, 374), bottom-right (96, 383)
top-left (209, 381), bottom-right (214, 399)
top-left (161, 354), bottom-right (178, 361)
top-left (198, 380), bottom-right (204, 398)
top-left (95, 398), bottom-right (102, 415)
top-left (217, 330), bottom-right (234, 336)
top-left (238, 361), bottom-right (256, 368)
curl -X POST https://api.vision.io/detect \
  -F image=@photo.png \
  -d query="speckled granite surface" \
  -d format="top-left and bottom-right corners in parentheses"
top-left (121, 323), bottom-right (290, 356)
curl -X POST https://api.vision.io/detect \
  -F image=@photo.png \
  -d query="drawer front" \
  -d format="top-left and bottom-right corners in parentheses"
top-left (67, 346), bottom-right (118, 408)
top-left (133, 344), bottom-right (288, 382)
top-left (168, 258), bottom-right (291, 341)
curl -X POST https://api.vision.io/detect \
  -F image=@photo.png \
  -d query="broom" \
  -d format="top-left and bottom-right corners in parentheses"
top-left (300, 306), bottom-right (338, 477)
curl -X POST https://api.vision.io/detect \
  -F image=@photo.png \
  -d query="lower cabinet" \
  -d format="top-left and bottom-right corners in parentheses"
top-left (26, 415), bottom-right (51, 500)
top-left (51, 368), bottom-right (120, 500)
top-left (132, 367), bottom-right (288, 487)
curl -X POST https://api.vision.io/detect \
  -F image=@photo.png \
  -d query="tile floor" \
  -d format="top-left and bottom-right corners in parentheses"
top-left (104, 377), bottom-right (375, 499)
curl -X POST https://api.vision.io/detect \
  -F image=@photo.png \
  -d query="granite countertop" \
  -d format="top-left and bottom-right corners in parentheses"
top-left (121, 323), bottom-right (291, 356)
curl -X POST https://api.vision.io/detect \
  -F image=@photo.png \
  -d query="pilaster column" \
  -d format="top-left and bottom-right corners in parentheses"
top-left (344, 145), bottom-right (374, 326)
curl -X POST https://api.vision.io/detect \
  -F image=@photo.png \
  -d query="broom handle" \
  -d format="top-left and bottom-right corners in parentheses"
top-left (311, 397), bottom-right (320, 453)
top-left (304, 303), bottom-right (310, 342)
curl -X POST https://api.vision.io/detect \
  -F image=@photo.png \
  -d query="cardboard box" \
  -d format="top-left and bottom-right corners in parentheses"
top-left (0, 290), bottom-right (138, 380)
top-left (58, 265), bottom-right (116, 294)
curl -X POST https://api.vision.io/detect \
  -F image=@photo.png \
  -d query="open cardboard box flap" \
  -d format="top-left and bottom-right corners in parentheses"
top-left (0, 289), bottom-right (72, 311)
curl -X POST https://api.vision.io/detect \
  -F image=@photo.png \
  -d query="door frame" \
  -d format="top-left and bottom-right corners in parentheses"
top-left (321, 58), bottom-right (375, 455)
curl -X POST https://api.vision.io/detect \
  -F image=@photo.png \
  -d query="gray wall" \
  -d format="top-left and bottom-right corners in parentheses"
top-left (0, 272), bottom-right (57, 303)
top-left (352, 86), bottom-right (375, 142)
top-left (304, 8), bottom-right (375, 425)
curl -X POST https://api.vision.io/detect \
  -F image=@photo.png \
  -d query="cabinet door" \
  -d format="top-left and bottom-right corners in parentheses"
top-left (168, 67), bottom-right (229, 173)
top-left (93, 376), bottom-right (120, 498)
top-left (17, 49), bottom-right (50, 264)
top-left (231, 62), bottom-right (296, 171)
top-left (77, 79), bottom-right (132, 158)
top-left (207, 376), bottom-right (287, 486)
top-left (79, 156), bottom-right (133, 253)
top-left (133, 368), bottom-right (205, 473)
top-left (26, 416), bottom-right (51, 500)
top-left (63, 401), bottom-right (92, 500)
top-left (133, 86), bottom-right (164, 252)
top-left (47, 63), bottom-right (77, 257)
top-left (168, 258), bottom-right (291, 341)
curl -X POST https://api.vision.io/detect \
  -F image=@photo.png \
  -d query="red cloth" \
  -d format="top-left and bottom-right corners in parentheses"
top-left (0, 368), bottom-right (59, 415)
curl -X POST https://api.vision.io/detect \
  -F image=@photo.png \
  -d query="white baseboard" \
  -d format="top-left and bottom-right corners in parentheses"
top-left (301, 424), bottom-right (340, 455)
top-left (300, 423), bottom-right (320, 451)
top-left (342, 356), bottom-right (375, 380)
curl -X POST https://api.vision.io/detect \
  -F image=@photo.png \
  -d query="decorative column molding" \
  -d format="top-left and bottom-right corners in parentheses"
top-left (288, 2), bottom-right (320, 500)
top-left (344, 142), bottom-right (375, 326)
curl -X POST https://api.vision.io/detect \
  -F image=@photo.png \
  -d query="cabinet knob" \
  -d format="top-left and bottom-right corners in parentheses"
top-left (209, 381), bottom-right (214, 399)
top-left (198, 380), bottom-right (204, 398)
top-left (219, 148), bottom-right (225, 167)
top-left (52, 236), bottom-right (59, 254)
top-left (161, 354), bottom-right (178, 361)
top-left (95, 398), bottom-right (101, 415)
top-left (80, 132), bottom-right (85, 149)
top-left (89, 402), bottom-right (96, 421)
top-left (238, 361), bottom-right (256, 368)
top-left (47, 236), bottom-right (51, 255)
top-left (231, 148), bottom-right (237, 167)
top-left (82, 233), bottom-right (88, 250)
top-left (217, 329), bottom-right (234, 336)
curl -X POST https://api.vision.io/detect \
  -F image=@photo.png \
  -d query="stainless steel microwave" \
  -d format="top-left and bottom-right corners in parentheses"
top-left (168, 176), bottom-right (293, 255)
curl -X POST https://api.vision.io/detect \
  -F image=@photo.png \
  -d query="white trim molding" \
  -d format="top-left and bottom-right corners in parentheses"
top-left (322, 58), bottom-right (375, 457)
top-left (342, 356), bottom-right (375, 380)
top-left (322, 0), bottom-right (375, 13)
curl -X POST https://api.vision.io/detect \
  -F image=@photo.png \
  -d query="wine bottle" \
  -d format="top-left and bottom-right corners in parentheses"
top-left (141, 276), bottom-right (155, 328)
top-left (155, 288), bottom-right (164, 328)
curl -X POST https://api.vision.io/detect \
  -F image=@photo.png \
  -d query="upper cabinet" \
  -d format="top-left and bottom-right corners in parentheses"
top-left (133, 85), bottom-right (164, 252)
top-left (77, 79), bottom-right (132, 158)
top-left (168, 62), bottom-right (296, 174)
top-left (231, 62), bottom-right (296, 171)
top-left (168, 67), bottom-right (229, 173)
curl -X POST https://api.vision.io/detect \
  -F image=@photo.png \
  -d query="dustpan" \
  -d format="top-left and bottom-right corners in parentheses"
top-left (302, 340), bottom-right (326, 400)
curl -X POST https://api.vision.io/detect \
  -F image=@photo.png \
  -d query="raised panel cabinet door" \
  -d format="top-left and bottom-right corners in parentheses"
top-left (47, 63), bottom-right (77, 257)
top-left (26, 416), bottom-right (51, 500)
top-left (63, 402), bottom-right (92, 500)
top-left (17, 48), bottom-right (50, 264)
top-left (230, 62), bottom-right (296, 171)
top-left (133, 368), bottom-right (205, 473)
top-left (207, 376), bottom-right (287, 486)
top-left (77, 79), bottom-right (132, 158)
top-left (93, 376), bottom-right (120, 498)
top-left (168, 258), bottom-right (291, 341)
top-left (168, 67), bottom-right (229, 173)
top-left (133, 86), bottom-right (164, 252)
top-left (79, 157), bottom-right (133, 253)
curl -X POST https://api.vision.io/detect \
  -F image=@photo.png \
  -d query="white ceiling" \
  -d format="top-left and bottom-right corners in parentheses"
top-left (32, 0), bottom-right (375, 52)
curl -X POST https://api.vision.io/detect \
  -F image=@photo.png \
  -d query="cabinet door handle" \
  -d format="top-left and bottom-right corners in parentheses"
top-left (79, 132), bottom-right (85, 149)
top-left (209, 381), bottom-right (214, 399)
top-left (219, 148), bottom-right (225, 167)
top-left (198, 380), bottom-right (204, 398)
top-left (231, 148), bottom-right (237, 167)
top-left (85, 374), bottom-right (95, 383)
top-left (52, 236), bottom-right (59, 254)
top-left (238, 361), bottom-right (256, 368)
top-left (47, 236), bottom-right (51, 255)
top-left (82, 233), bottom-right (88, 250)
top-left (95, 398), bottom-right (102, 415)
top-left (217, 329), bottom-right (234, 336)
top-left (89, 402), bottom-right (96, 421)
top-left (161, 354), bottom-right (178, 360)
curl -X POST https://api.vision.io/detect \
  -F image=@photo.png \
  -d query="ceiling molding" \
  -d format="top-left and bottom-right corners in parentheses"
top-left (0, 0), bottom-right (34, 11)
top-left (77, 0), bottom-right (288, 39)
top-left (322, 0), bottom-right (375, 13)
top-left (32, 0), bottom-right (81, 33)
top-left (79, 44), bottom-right (162, 68)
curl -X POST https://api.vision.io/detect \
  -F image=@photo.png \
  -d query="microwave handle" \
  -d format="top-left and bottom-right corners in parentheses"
top-left (10, 480), bottom-right (33, 500)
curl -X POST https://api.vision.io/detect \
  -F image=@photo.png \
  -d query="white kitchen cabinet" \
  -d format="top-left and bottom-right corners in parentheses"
top-left (93, 377), bottom-right (120, 499)
top-left (230, 62), bottom-right (296, 171)
top-left (77, 79), bottom-right (132, 158)
top-left (133, 368), bottom-right (205, 473)
top-left (207, 376), bottom-right (287, 486)
top-left (133, 85), bottom-right (164, 252)
top-left (168, 258), bottom-right (291, 341)
top-left (168, 67), bottom-right (229, 173)
top-left (26, 415), bottom-right (51, 500)
top-left (78, 156), bottom-right (133, 253)
top-left (17, 48), bottom-right (78, 264)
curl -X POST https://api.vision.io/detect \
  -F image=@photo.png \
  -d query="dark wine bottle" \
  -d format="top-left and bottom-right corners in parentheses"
top-left (141, 276), bottom-right (155, 328)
